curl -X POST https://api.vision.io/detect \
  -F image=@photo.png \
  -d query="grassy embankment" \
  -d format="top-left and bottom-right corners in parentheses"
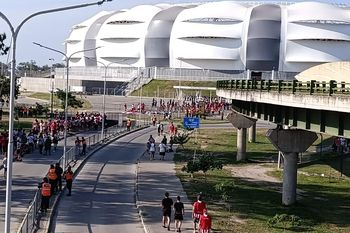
top-left (131, 80), bottom-right (217, 98)
top-left (174, 128), bottom-right (350, 233)
top-left (28, 92), bottom-right (92, 110)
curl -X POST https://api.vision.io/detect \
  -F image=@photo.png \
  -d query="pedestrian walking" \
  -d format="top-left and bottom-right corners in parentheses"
top-left (193, 194), bottom-right (207, 232)
top-left (2, 155), bottom-right (7, 179)
top-left (199, 209), bottom-right (212, 233)
top-left (174, 196), bottom-right (185, 232)
top-left (149, 142), bottom-right (156, 160)
top-left (64, 166), bottom-right (74, 196)
top-left (38, 177), bottom-right (51, 213)
top-left (81, 137), bottom-right (87, 155)
top-left (38, 135), bottom-right (44, 154)
top-left (52, 135), bottom-right (58, 152)
top-left (44, 136), bottom-right (52, 155)
top-left (55, 163), bottom-right (63, 192)
top-left (162, 192), bottom-right (173, 231)
top-left (159, 142), bottom-right (166, 160)
top-left (126, 119), bottom-right (131, 131)
top-left (48, 164), bottom-right (58, 195)
top-left (75, 137), bottom-right (81, 156)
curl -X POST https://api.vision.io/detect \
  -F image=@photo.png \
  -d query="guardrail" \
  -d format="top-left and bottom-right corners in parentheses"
top-left (17, 121), bottom-right (149, 233)
top-left (217, 79), bottom-right (350, 96)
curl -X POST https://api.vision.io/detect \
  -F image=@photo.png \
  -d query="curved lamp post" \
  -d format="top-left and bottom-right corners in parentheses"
top-left (49, 58), bottom-right (55, 117)
top-left (0, 1), bottom-right (112, 232)
top-left (33, 42), bottom-right (100, 171)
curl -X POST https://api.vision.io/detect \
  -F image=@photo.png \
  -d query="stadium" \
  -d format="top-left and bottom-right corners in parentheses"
top-left (65, 1), bottom-right (350, 73)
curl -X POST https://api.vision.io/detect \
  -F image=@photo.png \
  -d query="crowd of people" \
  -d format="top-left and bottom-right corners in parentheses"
top-left (38, 163), bottom-right (74, 213)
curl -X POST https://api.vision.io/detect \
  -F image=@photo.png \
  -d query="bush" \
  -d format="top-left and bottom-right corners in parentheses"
top-left (214, 181), bottom-right (235, 201)
top-left (268, 214), bottom-right (303, 230)
top-left (173, 132), bottom-right (190, 148)
top-left (182, 153), bottom-right (223, 178)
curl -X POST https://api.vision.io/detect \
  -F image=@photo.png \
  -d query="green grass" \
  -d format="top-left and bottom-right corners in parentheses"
top-left (131, 80), bottom-right (217, 98)
top-left (28, 92), bottom-right (92, 110)
top-left (174, 128), bottom-right (350, 233)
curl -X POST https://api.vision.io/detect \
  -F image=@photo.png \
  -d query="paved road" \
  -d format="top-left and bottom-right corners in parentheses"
top-left (52, 128), bottom-right (153, 233)
top-left (0, 131), bottom-right (98, 232)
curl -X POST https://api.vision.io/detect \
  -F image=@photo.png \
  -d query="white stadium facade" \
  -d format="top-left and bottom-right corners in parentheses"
top-left (65, 1), bottom-right (350, 73)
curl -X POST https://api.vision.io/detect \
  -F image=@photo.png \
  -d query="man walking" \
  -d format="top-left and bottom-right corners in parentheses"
top-left (55, 163), bottom-right (63, 192)
top-left (38, 177), bottom-right (51, 213)
top-left (81, 137), bottom-right (87, 155)
top-left (64, 166), bottom-right (74, 196)
top-left (162, 192), bottom-right (173, 231)
top-left (193, 194), bottom-right (207, 232)
top-left (174, 195), bottom-right (185, 232)
top-left (48, 164), bottom-right (58, 195)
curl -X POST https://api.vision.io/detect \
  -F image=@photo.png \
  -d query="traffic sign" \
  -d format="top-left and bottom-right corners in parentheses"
top-left (183, 117), bottom-right (200, 129)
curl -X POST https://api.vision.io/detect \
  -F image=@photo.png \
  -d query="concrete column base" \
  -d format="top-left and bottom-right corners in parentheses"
top-left (237, 128), bottom-right (247, 161)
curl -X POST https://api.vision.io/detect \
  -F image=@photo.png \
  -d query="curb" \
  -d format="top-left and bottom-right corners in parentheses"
top-left (135, 151), bottom-right (150, 233)
top-left (44, 126), bottom-right (150, 233)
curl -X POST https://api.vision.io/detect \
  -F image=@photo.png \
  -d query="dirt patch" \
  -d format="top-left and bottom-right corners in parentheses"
top-left (227, 164), bottom-right (280, 184)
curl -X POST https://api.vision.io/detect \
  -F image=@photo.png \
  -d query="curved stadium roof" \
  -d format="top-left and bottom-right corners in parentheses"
top-left (65, 1), bottom-right (350, 73)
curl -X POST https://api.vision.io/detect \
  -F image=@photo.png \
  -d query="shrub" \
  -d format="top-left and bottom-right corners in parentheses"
top-left (268, 214), bottom-right (303, 230)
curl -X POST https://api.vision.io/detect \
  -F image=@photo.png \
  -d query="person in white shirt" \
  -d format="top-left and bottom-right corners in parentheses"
top-left (159, 142), bottom-right (166, 160)
top-left (3, 156), bottom-right (7, 178)
top-left (149, 142), bottom-right (156, 160)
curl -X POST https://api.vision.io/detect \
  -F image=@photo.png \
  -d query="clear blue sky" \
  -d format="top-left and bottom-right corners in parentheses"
top-left (0, 0), bottom-right (348, 66)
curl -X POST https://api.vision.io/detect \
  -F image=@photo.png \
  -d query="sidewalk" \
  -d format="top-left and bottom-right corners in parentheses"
top-left (137, 142), bottom-right (194, 233)
top-left (0, 130), bottom-right (98, 232)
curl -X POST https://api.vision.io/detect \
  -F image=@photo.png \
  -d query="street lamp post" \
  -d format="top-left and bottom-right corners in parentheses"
top-left (85, 57), bottom-right (130, 139)
top-left (49, 58), bottom-right (55, 117)
top-left (34, 42), bottom-right (100, 171)
top-left (0, 1), bottom-right (112, 232)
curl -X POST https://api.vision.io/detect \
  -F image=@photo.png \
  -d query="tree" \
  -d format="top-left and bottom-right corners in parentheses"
top-left (0, 75), bottom-right (20, 99)
top-left (182, 154), bottom-right (223, 179)
top-left (55, 89), bottom-right (83, 110)
top-left (173, 132), bottom-right (190, 148)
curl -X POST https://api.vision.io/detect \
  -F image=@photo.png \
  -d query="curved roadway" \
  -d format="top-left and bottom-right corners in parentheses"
top-left (52, 128), bottom-right (152, 233)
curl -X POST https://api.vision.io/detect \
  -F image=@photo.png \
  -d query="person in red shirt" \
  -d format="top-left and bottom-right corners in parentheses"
top-left (199, 209), bottom-right (212, 233)
top-left (192, 194), bottom-right (206, 232)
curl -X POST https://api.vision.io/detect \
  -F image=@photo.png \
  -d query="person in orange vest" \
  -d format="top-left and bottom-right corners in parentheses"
top-left (126, 119), bottom-right (132, 131)
top-left (48, 164), bottom-right (58, 195)
top-left (192, 194), bottom-right (207, 232)
top-left (199, 209), bottom-right (212, 233)
top-left (64, 166), bottom-right (74, 196)
top-left (38, 177), bottom-right (51, 213)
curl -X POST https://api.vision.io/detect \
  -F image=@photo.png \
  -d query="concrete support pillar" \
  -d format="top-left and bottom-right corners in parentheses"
top-left (227, 111), bottom-right (257, 162)
top-left (248, 123), bottom-right (256, 143)
top-left (237, 128), bottom-right (247, 161)
top-left (266, 129), bottom-right (318, 206)
top-left (282, 152), bottom-right (298, 205)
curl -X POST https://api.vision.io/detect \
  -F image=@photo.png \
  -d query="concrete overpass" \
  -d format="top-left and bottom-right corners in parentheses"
top-left (216, 79), bottom-right (350, 206)
top-left (217, 79), bottom-right (350, 137)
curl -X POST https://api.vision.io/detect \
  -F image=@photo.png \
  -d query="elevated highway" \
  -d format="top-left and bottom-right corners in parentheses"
top-left (217, 79), bottom-right (350, 137)
top-left (216, 79), bottom-right (350, 206)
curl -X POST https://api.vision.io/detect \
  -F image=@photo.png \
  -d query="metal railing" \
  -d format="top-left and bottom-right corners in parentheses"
top-left (17, 121), bottom-right (149, 233)
top-left (217, 79), bottom-right (350, 96)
